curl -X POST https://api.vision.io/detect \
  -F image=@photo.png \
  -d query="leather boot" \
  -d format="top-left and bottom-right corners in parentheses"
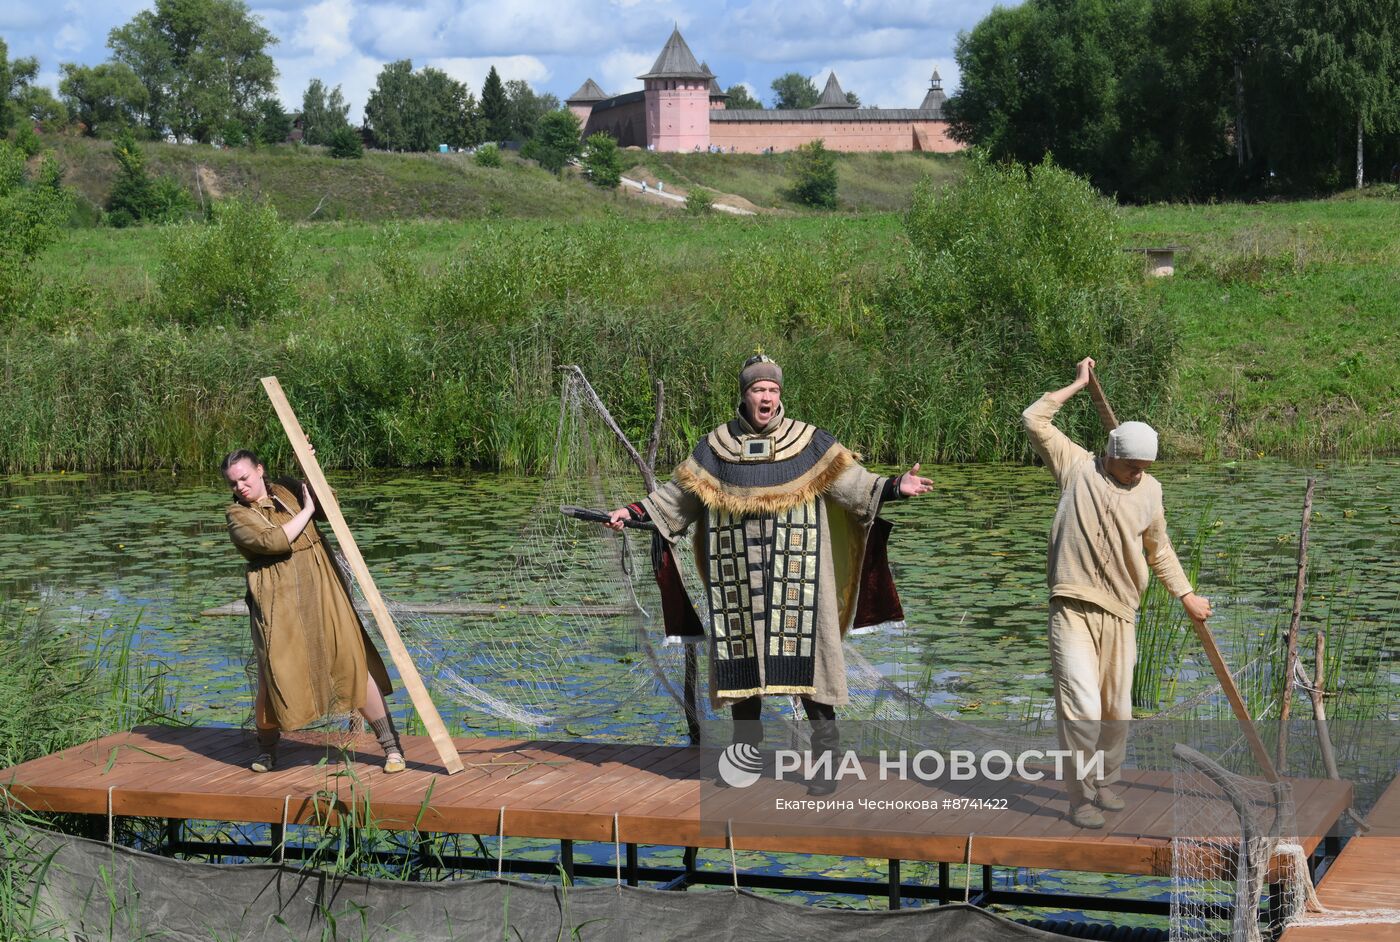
top-left (806, 718), bottom-right (840, 796)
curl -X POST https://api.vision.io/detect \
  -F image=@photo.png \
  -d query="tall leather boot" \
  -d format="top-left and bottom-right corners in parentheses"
top-left (716, 696), bottom-right (765, 787)
top-left (803, 699), bottom-right (840, 796)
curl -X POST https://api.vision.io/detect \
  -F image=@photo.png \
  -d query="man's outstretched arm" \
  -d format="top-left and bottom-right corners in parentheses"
top-left (1023, 357), bottom-right (1097, 486)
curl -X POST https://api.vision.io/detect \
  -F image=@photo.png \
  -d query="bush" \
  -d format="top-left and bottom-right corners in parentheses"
top-left (474, 142), bottom-right (502, 168)
top-left (581, 132), bottom-right (622, 189)
top-left (157, 197), bottom-right (295, 326)
top-left (106, 128), bottom-right (193, 227)
top-left (328, 125), bottom-right (363, 159)
top-left (525, 110), bottom-right (581, 174)
top-left (895, 154), bottom-right (1175, 458)
top-left (685, 187), bottom-right (715, 215)
top-left (0, 143), bottom-right (72, 320)
top-left (789, 140), bottom-right (838, 208)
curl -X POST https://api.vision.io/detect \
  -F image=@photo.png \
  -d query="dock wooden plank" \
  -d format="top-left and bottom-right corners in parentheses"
top-left (1279, 774), bottom-right (1400, 942)
top-left (0, 725), bottom-right (1353, 882)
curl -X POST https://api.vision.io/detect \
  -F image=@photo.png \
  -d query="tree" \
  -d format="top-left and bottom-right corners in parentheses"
top-left (504, 79), bottom-right (559, 140)
top-left (479, 66), bottom-right (509, 141)
top-left (845, 91), bottom-right (861, 107)
top-left (1285, 0), bottom-right (1400, 188)
top-left (327, 124), bottom-right (363, 159)
top-left (581, 132), bottom-right (621, 188)
top-left (60, 62), bottom-right (148, 137)
top-left (946, 0), bottom-right (1149, 195)
top-left (106, 0), bottom-right (278, 142)
top-left (105, 126), bottom-right (192, 226)
top-left (789, 139), bottom-right (838, 208)
top-left (255, 98), bottom-right (292, 145)
top-left (0, 38), bottom-right (39, 135)
top-left (364, 60), bottom-right (480, 152)
top-left (725, 84), bottom-right (763, 110)
top-left (525, 109), bottom-right (581, 173)
top-left (771, 72), bottom-right (819, 109)
top-left (301, 78), bottom-right (350, 145)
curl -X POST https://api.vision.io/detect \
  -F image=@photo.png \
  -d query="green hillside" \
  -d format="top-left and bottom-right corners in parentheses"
top-left (43, 134), bottom-right (965, 224)
top-left (48, 135), bottom-right (666, 224)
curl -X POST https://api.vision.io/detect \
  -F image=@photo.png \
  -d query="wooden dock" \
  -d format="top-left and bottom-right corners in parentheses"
top-left (0, 725), bottom-right (1353, 885)
top-left (1279, 775), bottom-right (1400, 941)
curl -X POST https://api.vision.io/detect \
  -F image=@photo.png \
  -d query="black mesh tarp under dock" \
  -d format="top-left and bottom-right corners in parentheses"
top-left (2, 825), bottom-right (1066, 941)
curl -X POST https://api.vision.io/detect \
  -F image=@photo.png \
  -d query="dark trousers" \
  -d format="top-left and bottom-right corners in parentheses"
top-left (730, 695), bottom-right (837, 748)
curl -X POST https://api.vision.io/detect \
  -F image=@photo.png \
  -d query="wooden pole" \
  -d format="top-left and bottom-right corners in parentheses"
top-left (1275, 478), bottom-right (1315, 772)
top-left (1085, 369), bottom-right (1119, 432)
top-left (260, 377), bottom-right (463, 775)
top-left (1087, 367), bottom-right (1279, 783)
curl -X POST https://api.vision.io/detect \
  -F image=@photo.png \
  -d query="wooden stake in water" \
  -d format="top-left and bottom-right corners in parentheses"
top-left (1087, 367), bottom-right (1280, 783)
top-left (260, 376), bottom-right (464, 775)
top-left (1276, 477), bottom-right (1315, 773)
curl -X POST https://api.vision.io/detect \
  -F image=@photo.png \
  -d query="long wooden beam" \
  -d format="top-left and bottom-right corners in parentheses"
top-left (1088, 367), bottom-right (1280, 783)
top-left (260, 376), bottom-right (463, 775)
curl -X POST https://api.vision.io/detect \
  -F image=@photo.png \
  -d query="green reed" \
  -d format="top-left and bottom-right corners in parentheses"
top-left (1, 154), bottom-right (1189, 475)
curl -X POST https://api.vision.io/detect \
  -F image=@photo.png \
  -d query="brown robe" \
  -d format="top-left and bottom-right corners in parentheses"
top-left (226, 482), bottom-right (392, 730)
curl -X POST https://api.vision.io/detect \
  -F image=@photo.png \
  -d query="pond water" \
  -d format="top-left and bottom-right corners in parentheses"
top-left (2, 459), bottom-right (1396, 922)
top-left (2, 459), bottom-right (1395, 732)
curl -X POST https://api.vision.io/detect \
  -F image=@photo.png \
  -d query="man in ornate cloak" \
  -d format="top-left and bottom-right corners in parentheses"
top-left (608, 354), bottom-right (931, 794)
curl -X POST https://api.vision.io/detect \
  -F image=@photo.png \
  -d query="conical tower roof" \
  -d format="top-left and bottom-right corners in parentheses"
top-left (813, 71), bottom-right (856, 109)
top-left (701, 61), bottom-right (726, 98)
top-left (919, 68), bottom-right (946, 112)
top-left (638, 27), bottom-right (712, 80)
top-left (566, 78), bottom-right (607, 104)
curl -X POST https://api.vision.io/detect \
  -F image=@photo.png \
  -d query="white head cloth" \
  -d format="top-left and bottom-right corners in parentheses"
top-left (1107, 421), bottom-right (1158, 461)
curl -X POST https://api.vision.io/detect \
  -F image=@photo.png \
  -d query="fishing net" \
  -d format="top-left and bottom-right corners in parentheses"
top-left (317, 366), bottom-right (1269, 758)
top-left (1169, 742), bottom-right (1400, 941)
top-left (1170, 743), bottom-right (1298, 942)
top-left (360, 367), bottom-right (702, 735)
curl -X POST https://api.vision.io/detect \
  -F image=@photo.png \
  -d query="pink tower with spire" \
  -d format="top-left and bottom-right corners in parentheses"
top-left (639, 27), bottom-right (712, 152)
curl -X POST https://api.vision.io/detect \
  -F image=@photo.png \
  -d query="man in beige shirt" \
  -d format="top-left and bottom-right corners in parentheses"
top-left (1023, 357), bottom-right (1212, 828)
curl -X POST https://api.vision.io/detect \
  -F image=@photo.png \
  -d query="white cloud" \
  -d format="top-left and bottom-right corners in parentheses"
top-left (426, 55), bottom-right (550, 94)
top-left (296, 0), bottom-right (355, 61)
top-left (597, 48), bottom-right (653, 95)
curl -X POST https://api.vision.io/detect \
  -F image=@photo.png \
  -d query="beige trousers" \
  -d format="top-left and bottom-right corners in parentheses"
top-left (1048, 597), bottom-right (1135, 806)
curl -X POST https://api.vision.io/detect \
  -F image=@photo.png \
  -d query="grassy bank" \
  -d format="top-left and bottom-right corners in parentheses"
top-left (46, 134), bottom-right (963, 223)
top-left (5, 163), bottom-right (1399, 472)
top-left (7, 158), bottom-right (1177, 472)
top-left (620, 149), bottom-right (964, 212)
top-left (48, 135), bottom-right (667, 225)
top-left (1121, 192), bottom-right (1400, 456)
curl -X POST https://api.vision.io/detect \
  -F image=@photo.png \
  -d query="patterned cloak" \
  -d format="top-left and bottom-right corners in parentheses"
top-left (642, 407), bottom-right (903, 706)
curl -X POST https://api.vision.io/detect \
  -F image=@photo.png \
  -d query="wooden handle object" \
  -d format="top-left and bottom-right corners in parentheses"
top-left (261, 377), bottom-right (464, 775)
top-left (1088, 367), bottom-right (1279, 782)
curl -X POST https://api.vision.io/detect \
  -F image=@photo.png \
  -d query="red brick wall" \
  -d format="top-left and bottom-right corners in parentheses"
top-left (709, 119), bottom-right (960, 154)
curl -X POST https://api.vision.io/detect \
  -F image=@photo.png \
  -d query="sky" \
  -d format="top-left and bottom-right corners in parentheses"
top-left (3, 0), bottom-right (1005, 122)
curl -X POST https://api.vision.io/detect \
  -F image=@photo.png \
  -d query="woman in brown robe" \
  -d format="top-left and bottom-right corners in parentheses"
top-left (222, 449), bottom-right (404, 773)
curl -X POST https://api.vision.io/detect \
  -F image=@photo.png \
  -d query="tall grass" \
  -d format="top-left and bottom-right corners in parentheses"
top-left (0, 608), bottom-right (181, 939)
top-left (0, 610), bottom-right (179, 769)
top-left (1, 156), bottom-right (1189, 474)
